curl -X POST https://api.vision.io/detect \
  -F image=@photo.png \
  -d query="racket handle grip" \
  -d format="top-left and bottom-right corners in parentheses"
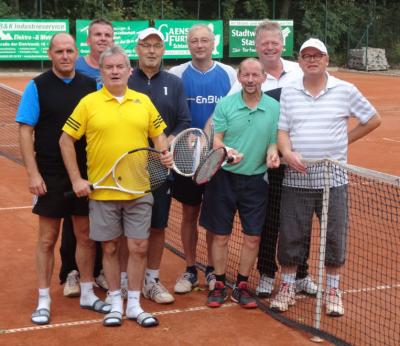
top-left (226, 155), bottom-right (235, 164)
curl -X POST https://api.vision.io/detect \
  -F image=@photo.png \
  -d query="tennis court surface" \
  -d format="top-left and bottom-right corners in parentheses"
top-left (1, 70), bottom-right (399, 345)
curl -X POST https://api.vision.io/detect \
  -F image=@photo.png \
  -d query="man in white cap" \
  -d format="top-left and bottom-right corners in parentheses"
top-left (127, 27), bottom-right (191, 304)
top-left (270, 38), bottom-right (381, 316)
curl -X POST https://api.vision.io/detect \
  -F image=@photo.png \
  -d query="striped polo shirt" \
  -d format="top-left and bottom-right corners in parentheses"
top-left (279, 74), bottom-right (376, 187)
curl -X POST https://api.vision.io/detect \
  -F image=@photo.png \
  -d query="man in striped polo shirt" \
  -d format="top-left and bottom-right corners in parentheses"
top-left (270, 38), bottom-right (381, 316)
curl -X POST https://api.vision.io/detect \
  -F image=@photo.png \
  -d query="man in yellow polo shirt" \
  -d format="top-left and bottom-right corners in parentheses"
top-left (60, 45), bottom-right (172, 328)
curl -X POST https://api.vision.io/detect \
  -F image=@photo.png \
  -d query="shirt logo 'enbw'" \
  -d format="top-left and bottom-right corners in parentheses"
top-left (188, 95), bottom-right (222, 104)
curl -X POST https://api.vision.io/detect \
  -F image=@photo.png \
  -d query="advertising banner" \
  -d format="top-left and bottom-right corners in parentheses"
top-left (0, 19), bottom-right (69, 60)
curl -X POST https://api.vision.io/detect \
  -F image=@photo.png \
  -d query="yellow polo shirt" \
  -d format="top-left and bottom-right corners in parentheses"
top-left (63, 86), bottom-right (166, 200)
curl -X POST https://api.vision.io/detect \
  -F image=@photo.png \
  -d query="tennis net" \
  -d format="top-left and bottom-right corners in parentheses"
top-left (0, 83), bottom-right (22, 163)
top-left (166, 160), bottom-right (400, 346)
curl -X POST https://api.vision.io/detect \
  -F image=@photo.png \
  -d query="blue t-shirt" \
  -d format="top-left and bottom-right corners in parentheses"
top-left (169, 61), bottom-right (237, 129)
top-left (75, 56), bottom-right (102, 87)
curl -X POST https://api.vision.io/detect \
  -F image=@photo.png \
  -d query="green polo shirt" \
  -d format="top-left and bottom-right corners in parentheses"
top-left (213, 91), bottom-right (280, 175)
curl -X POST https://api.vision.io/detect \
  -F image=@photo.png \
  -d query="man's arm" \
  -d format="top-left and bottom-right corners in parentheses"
top-left (151, 133), bottom-right (173, 168)
top-left (59, 132), bottom-right (91, 197)
top-left (266, 143), bottom-right (280, 168)
top-left (277, 129), bottom-right (306, 173)
top-left (19, 124), bottom-right (46, 196)
top-left (348, 113), bottom-right (381, 145)
top-left (214, 132), bottom-right (243, 164)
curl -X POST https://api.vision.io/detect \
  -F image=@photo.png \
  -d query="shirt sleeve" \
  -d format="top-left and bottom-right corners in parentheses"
top-left (15, 80), bottom-right (40, 126)
top-left (146, 97), bottom-right (167, 138)
top-left (278, 88), bottom-right (290, 132)
top-left (348, 84), bottom-right (377, 124)
top-left (62, 98), bottom-right (88, 140)
top-left (212, 99), bottom-right (228, 134)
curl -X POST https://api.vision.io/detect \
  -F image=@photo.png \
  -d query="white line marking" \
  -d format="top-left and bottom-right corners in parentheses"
top-left (0, 206), bottom-right (31, 211)
top-left (383, 137), bottom-right (400, 143)
top-left (0, 303), bottom-right (236, 334)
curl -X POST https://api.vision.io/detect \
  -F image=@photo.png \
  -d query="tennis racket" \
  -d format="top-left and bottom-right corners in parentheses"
top-left (65, 147), bottom-right (169, 197)
top-left (193, 147), bottom-right (235, 185)
top-left (169, 128), bottom-right (209, 177)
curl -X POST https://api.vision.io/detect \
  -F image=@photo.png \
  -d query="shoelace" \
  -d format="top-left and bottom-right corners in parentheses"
top-left (66, 273), bottom-right (78, 285)
top-left (149, 282), bottom-right (168, 298)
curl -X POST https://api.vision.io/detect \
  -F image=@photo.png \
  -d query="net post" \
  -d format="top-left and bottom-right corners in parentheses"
top-left (313, 159), bottom-right (331, 332)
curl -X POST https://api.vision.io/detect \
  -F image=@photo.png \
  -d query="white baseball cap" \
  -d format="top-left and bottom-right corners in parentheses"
top-left (137, 28), bottom-right (164, 41)
top-left (300, 38), bottom-right (328, 54)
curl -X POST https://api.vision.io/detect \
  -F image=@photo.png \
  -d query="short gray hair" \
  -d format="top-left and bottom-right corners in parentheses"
top-left (99, 45), bottom-right (130, 68)
top-left (238, 58), bottom-right (265, 75)
top-left (187, 23), bottom-right (215, 41)
top-left (255, 20), bottom-right (283, 42)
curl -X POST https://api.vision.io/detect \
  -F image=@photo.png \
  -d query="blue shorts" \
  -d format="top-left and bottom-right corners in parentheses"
top-left (32, 173), bottom-right (88, 218)
top-left (199, 169), bottom-right (268, 236)
top-left (172, 173), bottom-right (204, 206)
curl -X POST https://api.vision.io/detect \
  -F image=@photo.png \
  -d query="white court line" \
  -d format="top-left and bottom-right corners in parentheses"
top-left (0, 303), bottom-right (236, 334)
top-left (0, 206), bottom-right (32, 211)
top-left (383, 137), bottom-right (400, 143)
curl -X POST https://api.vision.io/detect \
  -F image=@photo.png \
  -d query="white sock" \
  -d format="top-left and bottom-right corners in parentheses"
top-left (281, 273), bottom-right (296, 286)
top-left (326, 274), bottom-right (340, 290)
top-left (126, 290), bottom-right (143, 318)
top-left (145, 268), bottom-right (159, 284)
top-left (108, 290), bottom-right (123, 314)
top-left (120, 272), bottom-right (128, 282)
top-left (37, 288), bottom-right (51, 311)
top-left (80, 282), bottom-right (98, 306)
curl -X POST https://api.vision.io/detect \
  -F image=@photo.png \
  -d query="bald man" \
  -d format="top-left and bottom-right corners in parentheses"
top-left (16, 33), bottom-right (110, 325)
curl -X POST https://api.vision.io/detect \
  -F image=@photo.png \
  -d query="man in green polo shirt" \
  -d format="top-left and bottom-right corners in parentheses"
top-left (199, 58), bottom-right (280, 309)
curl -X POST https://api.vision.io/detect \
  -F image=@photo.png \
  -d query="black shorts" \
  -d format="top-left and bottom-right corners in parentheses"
top-left (151, 180), bottom-right (172, 229)
top-left (172, 173), bottom-right (204, 206)
top-left (199, 169), bottom-right (268, 236)
top-left (32, 173), bottom-right (89, 218)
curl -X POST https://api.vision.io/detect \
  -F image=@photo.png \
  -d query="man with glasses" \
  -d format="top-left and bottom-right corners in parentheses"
top-left (270, 38), bottom-right (381, 316)
top-left (127, 28), bottom-right (191, 304)
top-left (169, 23), bottom-right (237, 294)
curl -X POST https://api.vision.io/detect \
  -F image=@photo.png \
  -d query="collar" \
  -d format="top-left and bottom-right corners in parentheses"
top-left (238, 92), bottom-right (267, 111)
top-left (189, 61), bottom-right (216, 74)
top-left (100, 86), bottom-right (134, 102)
top-left (134, 66), bottom-right (161, 80)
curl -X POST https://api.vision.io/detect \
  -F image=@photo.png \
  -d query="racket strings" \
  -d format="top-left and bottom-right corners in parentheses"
top-left (172, 130), bottom-right (209, 176)
top-left (194, 147), bottom-right (226, 185)
top-left (113, 150), bottom-right (168, 193)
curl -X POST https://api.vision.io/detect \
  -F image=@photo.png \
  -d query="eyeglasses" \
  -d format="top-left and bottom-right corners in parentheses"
top-left (189, 38), bottom-right (212, 46)
top-left (138, 43), bottom-right (164, 50)
top-left (301, 53), bottom-right (326, 62)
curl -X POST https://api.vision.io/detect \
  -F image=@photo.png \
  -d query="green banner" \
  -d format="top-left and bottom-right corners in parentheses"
top-left (154, 20), bottom-right (223, 59)
top-left (76, 20), bottom-right (149, 59)
top-left (0, 19), bottom-right (69, 60)
top-left (229, 20), bottom-right (294, 58)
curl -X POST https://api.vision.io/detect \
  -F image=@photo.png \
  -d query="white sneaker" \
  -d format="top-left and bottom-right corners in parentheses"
top-left (142, 279), bottom-right (174, 304)
top-left (256, 275), bottom-right (274, 297)
top-left (205, 271), bottom-right (217, 291)
top-left (295, 275), bottom-right (318, 296)
top-left (94, 270), bottom-right (108, 291)
top-left (64, 270), bottom-right (80, 297)
top-left (174, 272), bottom-right (198, 294)
top-left (325, 288), bottom-right (344, 316)
top-left (270, 283), bottom-right (296, 312)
